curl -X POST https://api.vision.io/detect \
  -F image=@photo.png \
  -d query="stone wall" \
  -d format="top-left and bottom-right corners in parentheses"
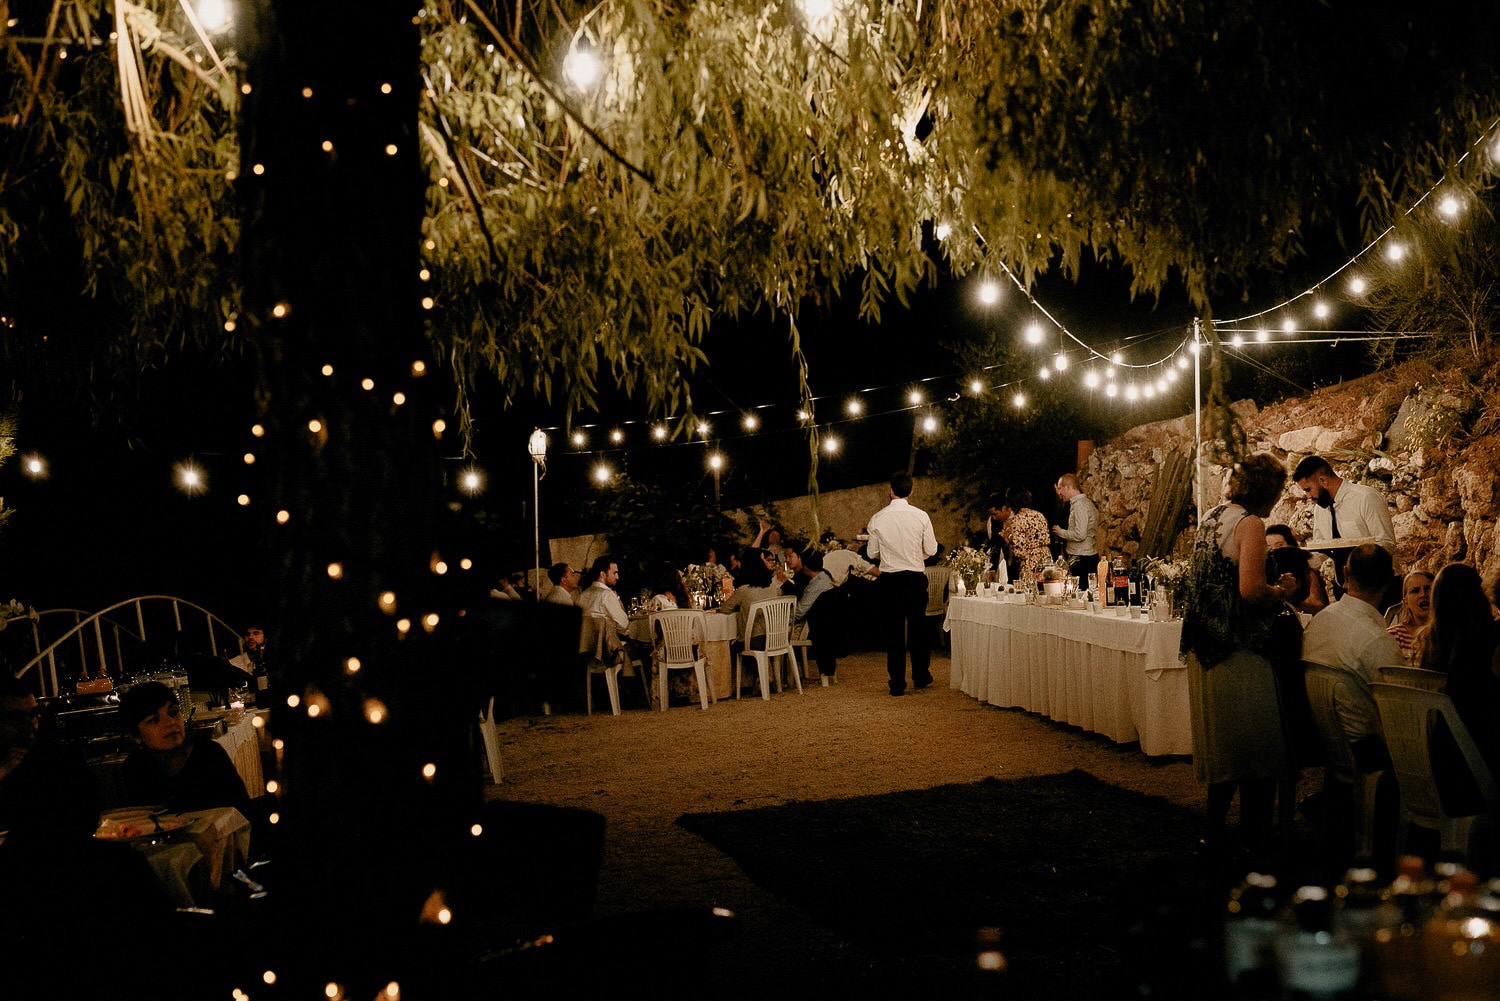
top-left (1080, 356), bottom-right (1500, 579)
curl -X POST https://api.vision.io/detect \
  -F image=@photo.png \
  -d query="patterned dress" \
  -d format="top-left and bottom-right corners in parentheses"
top-left (1007, 507), bottom-right (1052, 584)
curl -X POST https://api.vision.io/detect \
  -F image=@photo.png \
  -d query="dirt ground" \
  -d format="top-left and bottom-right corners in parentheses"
top-left (486, 646), bottom-right (1207, 991)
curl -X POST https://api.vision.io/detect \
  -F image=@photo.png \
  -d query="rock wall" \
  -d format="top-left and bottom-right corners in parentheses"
top-left (1080, 355), bottom-right (1500, 579)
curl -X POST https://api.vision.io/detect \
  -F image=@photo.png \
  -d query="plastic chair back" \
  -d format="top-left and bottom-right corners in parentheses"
top-left (1370, 681), bottom-right (1498, 857)
top-left (746, 597), bottom-right (794, 656)
top-left (1303, 663), bottom-right (1360, 782)
top-left (1376, 665), bottom-right (1446, 691)
top-left (924, 567), bottom-right (951, 618)
top-left (652, 609), bottom-right (704, 667)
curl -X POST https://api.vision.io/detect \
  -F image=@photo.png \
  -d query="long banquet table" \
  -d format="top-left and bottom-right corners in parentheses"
top-left (945, 596), bottom-right (1191, 756)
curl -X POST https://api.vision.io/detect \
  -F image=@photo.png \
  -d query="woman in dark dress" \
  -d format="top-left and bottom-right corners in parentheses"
top-left (1181, 453), bottom-right (1301, 854)
top-left (119, 682), bottom-right (250, 816)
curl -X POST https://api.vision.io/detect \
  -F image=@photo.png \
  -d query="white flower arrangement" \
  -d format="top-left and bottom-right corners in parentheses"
top-left (1140, 557), bottom-right (1191, 604)
top-left (682, 563), bottom-right (727, 595)
top-left (946, 546), bottom-right (991, 588)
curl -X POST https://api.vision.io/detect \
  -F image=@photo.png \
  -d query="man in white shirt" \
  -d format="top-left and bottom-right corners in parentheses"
top-left (577, 556), bottom-right (629, 657)
top-left (866, 471), bottom-right (938, 696)
top-left (1301, 544), bottom-right (1404, 769)
top-left (1050, 473), bottom-right (1100, 585)
top-left (1293, 455), bottom-right (1397, 590)
top-left (544, 562), bottom-right (581, 606)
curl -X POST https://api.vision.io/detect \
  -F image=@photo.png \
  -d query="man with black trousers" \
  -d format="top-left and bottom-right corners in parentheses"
top-left (866, 470), bottom-right (938, 696)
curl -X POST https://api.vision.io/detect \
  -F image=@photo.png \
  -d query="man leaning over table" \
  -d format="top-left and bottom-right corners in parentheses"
top-left (1293, 454), bottom-right (1397, 592)
top-left (1050, 473), bottom-right (1100, 585)
top-left (867, 470), bottom-right (938, 696)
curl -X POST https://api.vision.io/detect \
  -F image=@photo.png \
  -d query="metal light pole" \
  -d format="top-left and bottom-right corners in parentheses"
top-left (528, 429), bottom-right (547, 600)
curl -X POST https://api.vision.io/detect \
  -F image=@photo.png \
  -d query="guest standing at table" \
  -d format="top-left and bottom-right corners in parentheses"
top-left (867, 470), bottom-right (938, 696)
top-left (119, 682), bottom-right (251, 817)
top-left (1181, 453), bottom-right (1301, 857)
top-left (1001, 488), bottom-right (1051, 586)
top-left (1293, 455), bottom-right (1397, 589)
top-left (1050, 473), bottom-right (1100, 585)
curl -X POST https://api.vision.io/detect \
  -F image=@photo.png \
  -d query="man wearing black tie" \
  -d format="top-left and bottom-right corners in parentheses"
top-left (1293, 455), bottom-right (1397, 589)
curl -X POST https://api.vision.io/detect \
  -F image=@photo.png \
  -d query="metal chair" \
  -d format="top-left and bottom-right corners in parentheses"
top-left (735, 597), bottom-right (799, 700)
top-left (1302, 663), bottom-right (1384, 859)
top-left (650, 609), bottom-right (711, 711)
top-left (1370, 681), bottom-right (1500, 861)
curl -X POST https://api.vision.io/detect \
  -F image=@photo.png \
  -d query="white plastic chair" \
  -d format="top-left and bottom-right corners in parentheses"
top-left (651, 609), bottom-right (711, 711)
top-left (1303, 664), bottom-right (1384, 859)
top-left (477, 696), bottom-right (504, 783)
top-left (1370, 681), bottom-right (1500, 861)
top-left (735, 597), bottom-right (799, 701)
top-left (585, 620), bottom-right (627, 716)
top-left (1376, 665), bottom-right (1446, 692)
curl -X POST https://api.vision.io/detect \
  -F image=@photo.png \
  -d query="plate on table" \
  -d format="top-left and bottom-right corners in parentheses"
top-left (95, 809), bottom-right (190, 841)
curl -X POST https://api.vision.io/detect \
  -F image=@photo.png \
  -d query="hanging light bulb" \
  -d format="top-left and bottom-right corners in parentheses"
top-left (968, 378), bottom-right (984, 394)
top-left (1177, 355), bottom-right (1189, 369)
top-left (652, 424), bottom-right (668, 441)
top-left (1125, 384), bottom-right (1140, 402)
top-left (907, 388), bottom-right (923, 405)
top-left (1231, 334), bottom-right (1244, 347)
top-left (1037, 366), bottom-right (1051, 380)
top-left (571, 430), bottom-right (586, 447)
top-left (977, 280), bottom-right (1001, 306)
top-left (1313, 301), bottom-right (1330, 320)
top-left (197, 0), bottom-right (230, 32)
top-left (821, 434), bottom-right (841, 455)
top-left (1053, 354), bottom-right (1068, 371)
top-left (1255, 328), bottom-right (1269, 342)
top-left (1281, 317), bottom-right (1297, 334)
top-left (1347, 275), bottom-right (1367, 296)
top-left (1143, 384), bottom-right (1156, 399)
top-left (920, 414), bottom-right (939, 433)
top-left (1386, 242), bottom-right (1407, 262)
top-left (934, 221), bottom-right (952, 240)
top-left (592, 462), bottom-right (613, 484)
top-left (707, 452), bottom-right (725, 471)
top-left (1024, 323), bottom-right (1044, 345)
top-left (742, 413), bottom-right (759, 431)
top-left (563, 49), bottom-right (602, 90)
top-left (1111, 351), bottom-right (1123, 365)
top-left (1437, 193), bottom-right (1462, 218)
top-left (459, 468), bottom-right (484, 494)
top-left (845, 398), bottom-right (864, 416)
top-left (1011, 392), bottom-right (1026, 409)
top-left (1105, 383), bottom-right (1119, 398)
top-left (1083, 371), bottom-right (1100, 389)
top-left (609, 428), bottom-right (624, 444)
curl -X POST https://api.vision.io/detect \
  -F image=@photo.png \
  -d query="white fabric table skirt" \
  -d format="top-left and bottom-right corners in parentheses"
top-left (627, 613), bottom-right (739, 700)
top-left (944, 596), bottom-right (1191, 756)
top-left (213, 713), bottom-right (265, 798)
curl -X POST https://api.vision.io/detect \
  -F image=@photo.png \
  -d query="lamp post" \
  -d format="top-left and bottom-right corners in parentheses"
top-left (528, 429), bottom-right (547, 601)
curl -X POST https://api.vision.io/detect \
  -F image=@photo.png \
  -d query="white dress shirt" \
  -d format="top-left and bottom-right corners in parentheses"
top-left (1301, 594), bottom-right (1405, 741)
top-left (578, 581), bottom-right (628, 654)
top-left (1310, 481), bottom-right (1396, 554)
top-left (544, 586), bottom-right (578, 607)
top-left (866, 497), bottom-right (937, 573)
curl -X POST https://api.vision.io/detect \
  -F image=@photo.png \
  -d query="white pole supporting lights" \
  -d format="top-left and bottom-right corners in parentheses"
top-left (528, 429), bottom-right (547, 601)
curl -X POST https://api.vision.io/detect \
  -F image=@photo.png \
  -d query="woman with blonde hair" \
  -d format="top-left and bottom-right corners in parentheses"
top-left (1182, 453), bottom-right (1301, 855)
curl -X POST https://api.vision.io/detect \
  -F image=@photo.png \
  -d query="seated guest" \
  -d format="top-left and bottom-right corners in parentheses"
top-left (119, 682), bottom-right (251, 817)
top-left (0, 722), bottom-right (173, 991)
top-left (1265, 523), bottom-right (1330, 615)
top-left (1300, 544), bottom-right (1405, 771)
top-left (1384, 570), bottom-right (1433, 660)
top-left (750, 516), bottom-right (785, 558)
top-left (793, 549), bottom-right (841, 683)
top-left (544, 562), bottom-right (581, 606)
top-left (491, 572), bottom-right (526, 601)
top-left (775, 545), bottom-right (805, 596)
top-left (1419, 564), bottom-right (1500, 781)
top-left (578, 556), bottom-right (630, 659)
top-left (717, 551), bottom-right (779, 647)
top-left (646, 561), bottom-right (690, 612)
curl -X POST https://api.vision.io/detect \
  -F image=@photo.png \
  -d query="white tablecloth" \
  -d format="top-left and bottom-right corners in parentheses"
top-left (944, 597), bottom-right (1191, 756)
top-left (627, 613), bottom-right (739, 700)
top-left (213, 713), bottom-right (265, 798)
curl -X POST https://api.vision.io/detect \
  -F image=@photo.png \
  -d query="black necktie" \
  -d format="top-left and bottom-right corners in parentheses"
top-left (1330, 505), bottom-right (1341, 539)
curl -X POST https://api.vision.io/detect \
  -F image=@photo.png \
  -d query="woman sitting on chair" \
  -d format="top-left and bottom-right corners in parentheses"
top-left (717, 552), bottom-right (778, 649)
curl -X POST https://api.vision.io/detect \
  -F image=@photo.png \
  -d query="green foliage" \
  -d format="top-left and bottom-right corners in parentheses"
top-left (4, 0), bottom-right (1500, 436)
top-left (575, 473), bottom-right (739, 588)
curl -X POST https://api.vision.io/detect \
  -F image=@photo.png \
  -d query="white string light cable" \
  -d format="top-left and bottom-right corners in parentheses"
top-left (1215, 116), bottom-right (1500, 329)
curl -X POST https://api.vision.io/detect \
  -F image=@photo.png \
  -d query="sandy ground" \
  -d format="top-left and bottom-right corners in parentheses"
top-left (485, 646), bottom-right (1207, 991)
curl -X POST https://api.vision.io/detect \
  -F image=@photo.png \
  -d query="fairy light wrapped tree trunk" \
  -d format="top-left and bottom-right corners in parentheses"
top-left (238, 2), bottom-right (487, 992)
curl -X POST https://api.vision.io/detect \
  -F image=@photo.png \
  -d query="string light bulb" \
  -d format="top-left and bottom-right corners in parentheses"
top-left (1024, 323), bottom-right (1044, 345)
top-left (977, 280), bottom-right (1001, 306)
top-left (1386, 242), bottom-right (1407, 262)
top-left (968, 378), bottom-right (984, 394)
top-left (460, 468), bottom-right (484, 494)
top-left (1437, 193), bottom-right (1462, 218)
top-left (845, 398), bottom-right (864, 416)
top-left (742, 413), bottom-right (759, 430)
top-left (21, 454), bottom-right (46, 479)
top-left (592, 462), bottom-right (613, 484)
top-left (1348, 275), bottom-right (1367, 295)
top-left (907, 389), bottom-right (923, 405)
top-left (920, 414), bottom-right (939, 433)
top-left (652, 424), bottom-right (668, 441)
top-left (571, 430), bottom-right (587, 447)
top-left (1011, 392), bottom-right (1026, 409)
top-left (934, 221), bottom-right (952, 240)
top-left (563, 49), bottom-right (601, 89)
top-left (174, 462), bottom-right (205, 494)
top-left (1053, 354), bottom-right (1068, 371)
top-left (821, 434), bottom-right (841, 455)
top-left (708, 452), bottom-right (724, 472)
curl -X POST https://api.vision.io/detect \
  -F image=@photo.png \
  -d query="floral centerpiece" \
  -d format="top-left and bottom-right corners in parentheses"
top-left (682, 563), bottom-right (728, 604)
top-left (946, 546), bottom-right (991, 592)
top-left (1140, 556), bottom-right (1191, 612)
